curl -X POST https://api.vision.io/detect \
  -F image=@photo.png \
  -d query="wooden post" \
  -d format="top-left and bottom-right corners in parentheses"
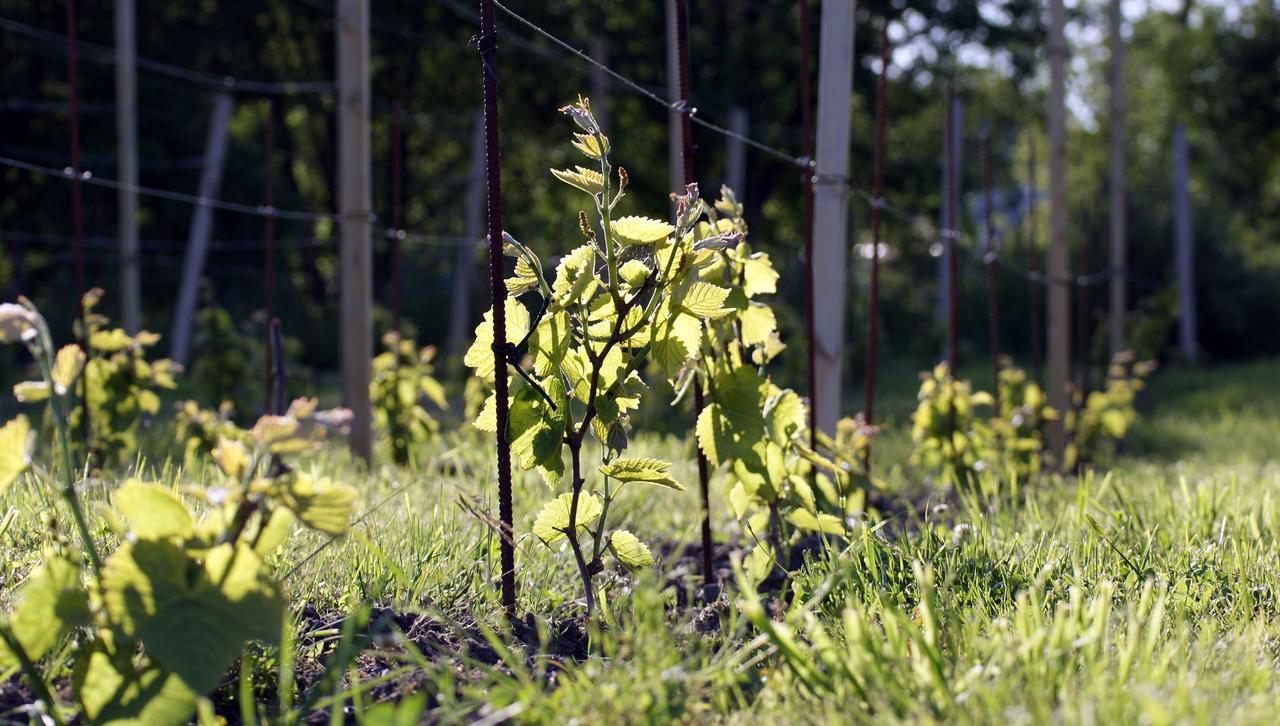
top-left (1027, 136), bottom-right (1042, 385)
top-left (936, 94), bottom-right (963, 331)
top-left (114, 0), bottom-right (140, 333)
top-left (590, 39), bottom-right (609, 135)
top-left (1046, 0), bottom-right (1072, 464)
top-left (863, 24), bottom-right (888, 467)
top-left (446, 112), bottom-right (486, 358)
top-left (337, 0), bottom-right (373, 461)
top-left (981, 129), bottom-right (1001, 401)
top-left (944, 85), bottom-right (959, 374)
top-left (389, 104), bottom-right (404, 332)
top-left (1107, 0), bottom-right (1127, 360)
top-left (799, 0), bottom-right (816, 447)
top-left (1173, 124), bottom-right (1198, 363)
top-left (170, 92), bottom-right (234, 366)
top-left (724, 107), bottom-right (747, 194)
top-left (811, 0), bottom-right (856, 435)
top-left (1078, 210), bottom-right (1092, 396)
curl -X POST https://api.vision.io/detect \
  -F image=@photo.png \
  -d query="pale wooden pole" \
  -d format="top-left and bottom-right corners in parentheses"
top-left (170, 92), bottom-right (234, 366)
top-left (811, 0), bottom-right (856, 434)
top-left (725, 107), bottom-right (748, 194)
top-left (446, 111), bottom-right (486, 359)
top-left (1173, 124), bottom-right (1198, 363)
top-left (590, 38), bottom-right (610, 134)
top-left (1107, 0), bottom-right (1127, 360)
top-left (337, 0), bottom-right (373, 461)
top-left (114, 0), bottom-right (140, 333)
top-left (1047, 0), bottom-right (1072, 463)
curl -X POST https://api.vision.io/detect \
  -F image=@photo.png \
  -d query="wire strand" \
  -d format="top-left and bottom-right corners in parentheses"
top-left (0, 16), bottom-right (335, 95)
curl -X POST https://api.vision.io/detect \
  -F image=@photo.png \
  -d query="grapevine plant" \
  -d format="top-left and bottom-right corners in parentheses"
top-left (370, 331), bottom-right (448, 466)
top-left (464, 98), bottom-right (744, 614)
top-left (13, 289), bottom-right (180, 468)
top-left (0, 298), bottom-right (357, 724)
top-left (1068, 352), bottom-right (1155, 467)
top-left (687, 187), bottom-right (869, 582)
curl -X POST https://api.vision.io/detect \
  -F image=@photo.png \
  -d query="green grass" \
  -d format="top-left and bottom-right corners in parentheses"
top-left (5, 358), bottom-right (1280, 723)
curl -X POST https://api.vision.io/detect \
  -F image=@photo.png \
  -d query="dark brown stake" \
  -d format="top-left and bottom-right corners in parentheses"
top-left (944, 83), bottom-right (959, 376)
top-left (981, 130), bottom-right (1001, 407)
top-left (863, 25), bottom-right (888, 471)
top-left (264, 100), bottom-right (276, 411)
top-left (478, 0), bottom-right (517, 617)
top-left (1027, 137), bottom-right (1042, 386)
top-left (65, 0), bottom-right (90, 448)
top-left (269, 318), bottom-right (286, 417)
top-left (390, 103), bottom-right (404, 332)
top-left (672, 0), bottom-right (714, 590)
top-left (799, 0), bottom-right (817, 450)
top-left (1077, 209), bottom-right (1091, 399)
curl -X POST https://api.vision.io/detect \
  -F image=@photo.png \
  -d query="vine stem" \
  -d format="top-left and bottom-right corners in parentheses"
top-left (32, 337), bottom-right (101, 574)
top-left (0, 624), bottom-right (64, 726)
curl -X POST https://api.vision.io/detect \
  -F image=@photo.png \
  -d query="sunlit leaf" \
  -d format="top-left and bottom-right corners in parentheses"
top-left (0, 551), bottom-right (89, 670)
top-left (608, 530), bottom-right (655, 568)
top-left (611, 216), bottom-right (674, 246)
top-left (51, 344), bottom-right (86, 395)
top-left (599, 457), bottom-right (685, 491)
top-left (113, 480), bottom-right (194, 540)
top-left (0, 415), bottom-right (33, 494)
top-left (101, 540), bottom-right (284, 693)
top-left (532, 492), bottom-right (602, 545)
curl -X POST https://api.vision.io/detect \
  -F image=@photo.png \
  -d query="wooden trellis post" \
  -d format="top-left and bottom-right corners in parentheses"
top-left (1107, 0), bottom-right (1127, 360)
top-left (114, 0), bottom-right (140, 333)
top-left (811, 0), bottom-right (855, 435)
top-left (1047, 0), bottom-right (1072, 465)
top-left (337, 0), bottom-right (373, 462)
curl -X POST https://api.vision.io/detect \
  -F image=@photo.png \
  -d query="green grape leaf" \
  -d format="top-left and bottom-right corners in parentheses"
top-left (551, 244), bottom-right (599, 306)
top-left (529, 310), bottom-right (571, 377)
top-left (765, 388), bottom-right (808, 445)
top-left (473, 392), bottom-right (501, 432)
top-left (741, 253), bottom-right (779, 297)
top-left (571, 133), bottom-right (608, 159)
top-left (463, 298), bottom-right (532, 380)
top-left (275, 473), bottom-right (358, 536)
top-left (252, 507), bottom-right (295, 558)
top-left (509, 377), bottom-right (568, 473)
top-left (102, 540), bottom-right (284, 693)
top-left (0, 415), bottom-right (33, 494)
top-left (532, 492), bottom-right (602, 545)
top-left (76, 649), bottom-right (197, 725)
top-left (551, 165), bottom-right (605, 195)
top-left (508, 256), bottom-right (541, 296)
top-left (0, 552), bottom-right (89, 669)
top-left (680, 282), bottom-right (732, 319)
top-left (608, 530), bottom-right (655, 568)
top-left (739, 303), bottom-right (778, 347)
top-left (611, 216), bottom-right (674, 246)
top-left (51, 344), bottom-right (86, 395)
top-left (618, 260), bottom-right (653, 287)
top-left (696, 402), bottom-right (765, 467)
top-left (787, 509), bottom-right (846, 535)
top-left (12, 380), bottom-right (49, 403)
top-left (650, 308), bottom-right (702, 377)
top-left (599, 457), bottom-right (685, 491)
top-left (90, 328), bottom-right (133, 352)
top-left (113, 480), bottom-right (194, 540)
